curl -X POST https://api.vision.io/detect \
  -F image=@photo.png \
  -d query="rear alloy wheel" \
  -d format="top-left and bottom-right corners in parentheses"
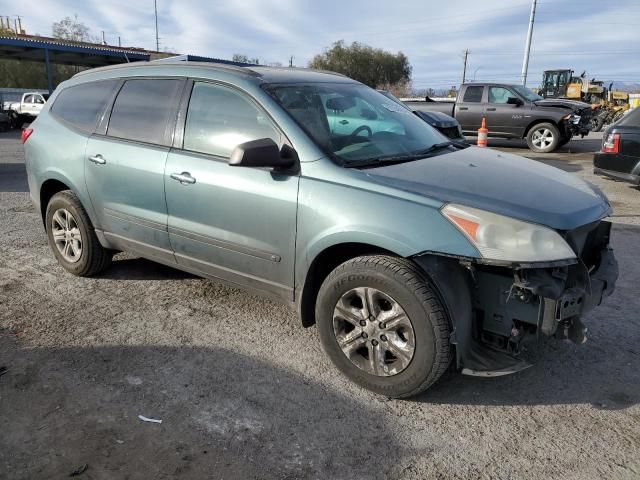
top-left (526, 122), bottom-right (560, 153)
top-left (316, 255), bottom-right (451, 398)
top-left (45, 190), bottom-right (112, 277)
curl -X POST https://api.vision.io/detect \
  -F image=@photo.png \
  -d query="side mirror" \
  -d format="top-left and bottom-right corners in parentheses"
top-left (507, 97), bottom-right (523, 106)
top-left (229, 138), bottom-right (296, 170)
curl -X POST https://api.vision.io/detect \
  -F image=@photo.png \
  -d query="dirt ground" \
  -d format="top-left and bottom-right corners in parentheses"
top-left (1, 130), bottom-right (639, 479)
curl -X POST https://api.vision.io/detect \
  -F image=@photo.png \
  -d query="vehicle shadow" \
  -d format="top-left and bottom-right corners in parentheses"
top-left (0, 164), bottom-right (28, 192)
top-left (0, 338), bottom-right (399, 479)
top-left (103, 256), bottom-right (197, 281)
top-left (416, 223), bottom-right (640, 410)
top-left (529, 157), bottom-right (584, 173)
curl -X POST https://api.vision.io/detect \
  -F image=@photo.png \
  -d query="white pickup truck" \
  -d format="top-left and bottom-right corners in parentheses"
top-left (5, 92), bottom-right (50, 124)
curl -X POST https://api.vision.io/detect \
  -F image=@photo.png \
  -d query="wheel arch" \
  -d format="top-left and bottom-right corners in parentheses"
top-left (38, 170), bottom-right (97, 231)
top-left (297, 242), bottom-right (397, 328)
top-left (522, 118), bottom-right (561, 139)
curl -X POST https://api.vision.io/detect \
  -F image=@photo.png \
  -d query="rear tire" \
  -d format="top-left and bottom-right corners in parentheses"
top-left (45, 190), bottom-right (112, 277)
top-left (526, 122), bottom-right (560, 153)
top-left (315, 255), bottom-right (451, 398)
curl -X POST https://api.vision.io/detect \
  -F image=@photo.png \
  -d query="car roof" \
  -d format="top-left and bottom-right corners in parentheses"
top-left (73, 60), bottom-right (358, 85)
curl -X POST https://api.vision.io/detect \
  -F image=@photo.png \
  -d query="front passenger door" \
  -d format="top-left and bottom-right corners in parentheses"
top-left (165, 81), bottom-right (299, 301)
top-left (485, 86), bottom-right (522, 137)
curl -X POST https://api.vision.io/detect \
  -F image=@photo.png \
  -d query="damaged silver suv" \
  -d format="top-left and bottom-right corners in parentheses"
top-left (24, 61), bottom-right (618, 398)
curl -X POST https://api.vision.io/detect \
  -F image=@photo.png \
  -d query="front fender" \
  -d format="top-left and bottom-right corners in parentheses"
top-left (295, 165), bottom-right (480, 287)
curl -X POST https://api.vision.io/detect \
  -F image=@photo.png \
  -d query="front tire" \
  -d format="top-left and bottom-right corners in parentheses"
top-left (45, 190), bottom-right (112, 276)
top-left (526, 122), bottom-right (560, 153)
top-left (315, 255), bottom-right (451, 398)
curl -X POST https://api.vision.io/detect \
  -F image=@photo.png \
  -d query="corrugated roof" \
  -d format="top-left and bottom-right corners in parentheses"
top-left (0, 34), bottom-right (153, 56)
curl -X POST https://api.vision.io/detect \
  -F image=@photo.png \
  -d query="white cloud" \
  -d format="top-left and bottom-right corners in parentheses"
top-left (14, 0), bottom-right (640, 87)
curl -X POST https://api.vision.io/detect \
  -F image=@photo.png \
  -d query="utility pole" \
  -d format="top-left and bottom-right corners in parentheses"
top-left (462, 49), bottom-right (469, 84)
top-left (289, 56), bottom-right (294, 68)
top-left (521, 0), bottom-right (537, 86)
top-left (154, 0), bottom-right (160, 51)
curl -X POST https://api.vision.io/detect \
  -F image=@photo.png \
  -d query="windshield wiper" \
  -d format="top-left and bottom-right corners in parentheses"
top-left (345, 141), bottom-right (458, 168)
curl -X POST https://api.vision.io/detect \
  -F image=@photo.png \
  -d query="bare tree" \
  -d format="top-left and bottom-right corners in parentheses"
top-left (52, 15), bottom-right (98, 43)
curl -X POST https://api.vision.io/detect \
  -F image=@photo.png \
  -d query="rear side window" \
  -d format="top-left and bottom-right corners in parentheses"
top-left (107, 79), bottom-right (182, 145)
top-left (51, 80), bottom-right (119, 132)
top-left (183, 82), bottom-right (279, 158)
top-left (462, 86), bottom-right (484, 103)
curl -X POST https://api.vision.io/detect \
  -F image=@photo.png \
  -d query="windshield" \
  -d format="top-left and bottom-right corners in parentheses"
top-left (511, 85), bottom-right (543, 102)
top-left (265, 83), bottom-right (448, 165)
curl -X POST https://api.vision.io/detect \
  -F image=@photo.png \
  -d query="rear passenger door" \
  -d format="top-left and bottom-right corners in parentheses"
top-left (164, 80), bottom-right (299, 301)
top-left (455, 85), bottom-right (485, 133)
top-left (85, 78), bottom-right (184, 264)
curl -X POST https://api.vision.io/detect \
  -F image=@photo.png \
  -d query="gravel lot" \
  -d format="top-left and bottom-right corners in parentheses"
top-left (1, 130), bottom-right (639, 479)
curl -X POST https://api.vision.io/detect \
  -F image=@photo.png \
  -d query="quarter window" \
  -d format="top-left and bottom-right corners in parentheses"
top-left (107, 79), bottom-right (182, 145)
top-left (50, 80), bottom-right (119, 132)
top-left (462, 86), bottom-right (484, 103)
top-left (183, 82), bottom-right (279, 158)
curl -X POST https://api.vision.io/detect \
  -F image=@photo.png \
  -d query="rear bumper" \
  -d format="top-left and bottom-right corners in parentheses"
top-left (594, 167), bottom-right (640, 185)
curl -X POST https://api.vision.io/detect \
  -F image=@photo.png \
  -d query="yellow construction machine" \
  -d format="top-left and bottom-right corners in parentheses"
top-left (540, 69), bottom-right (630, 131)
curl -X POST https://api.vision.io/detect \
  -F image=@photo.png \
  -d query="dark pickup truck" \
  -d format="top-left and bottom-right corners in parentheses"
top-left (406, 83), bottom-right (594, 153)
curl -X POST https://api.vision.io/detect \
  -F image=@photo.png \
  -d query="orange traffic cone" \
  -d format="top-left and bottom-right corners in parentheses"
top-left (477, 117), bottom-right (488, 147)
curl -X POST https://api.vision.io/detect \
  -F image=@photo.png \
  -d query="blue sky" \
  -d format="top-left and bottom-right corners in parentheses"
top-left (14, 0), bottom-right (640, 89)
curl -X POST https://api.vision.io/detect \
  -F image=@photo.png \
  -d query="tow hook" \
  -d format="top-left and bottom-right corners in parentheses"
top-left (558, 317), bottom-right (588, 344)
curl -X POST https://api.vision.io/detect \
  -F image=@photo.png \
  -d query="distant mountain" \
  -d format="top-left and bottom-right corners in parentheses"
top-left (609, 82), bottom-right (640, 93)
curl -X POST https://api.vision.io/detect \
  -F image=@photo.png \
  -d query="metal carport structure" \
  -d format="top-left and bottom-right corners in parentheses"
top-left (0, 35), bottom-right (151, 93)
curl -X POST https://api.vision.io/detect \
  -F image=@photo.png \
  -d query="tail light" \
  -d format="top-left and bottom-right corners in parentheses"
top-left (21, 128), bottom-right (33, 144)
top-left (602, 133), bottom-right (620, 154)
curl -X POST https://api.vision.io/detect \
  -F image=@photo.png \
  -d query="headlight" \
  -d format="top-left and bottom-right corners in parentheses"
top-left (563, 113), bottom-right (581, 125)
top-left (442, 204), bottom-right (576, 263)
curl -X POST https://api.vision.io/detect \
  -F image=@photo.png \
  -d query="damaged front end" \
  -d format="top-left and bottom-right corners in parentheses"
top-left (414, 220), bottom-right (618, 377)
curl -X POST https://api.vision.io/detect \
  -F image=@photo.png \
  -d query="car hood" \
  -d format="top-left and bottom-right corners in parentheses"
top-left (534, 98), bottom-right (592, 111)
top-left (364, 147), bottom-right (611, 231)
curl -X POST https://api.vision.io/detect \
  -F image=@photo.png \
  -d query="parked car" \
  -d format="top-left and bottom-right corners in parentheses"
top-left (378, 90), bottom-right (466, 142)
top-left (594, 107), bottom-right (640, 185)
top-left (24, 62), bottom-right (618, 398)
top-left (7, 92), bottom-right (49, 127)
top-left (0, 112), bottom-right (10, 131)
top-left (405, 83), bottom-right (594, 153)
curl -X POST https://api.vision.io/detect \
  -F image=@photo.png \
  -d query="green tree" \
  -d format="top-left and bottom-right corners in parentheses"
top-left (308, 40), bottom-right (412, 89)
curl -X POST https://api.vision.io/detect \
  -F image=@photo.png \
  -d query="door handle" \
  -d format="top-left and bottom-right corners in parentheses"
top-left (339, 119), bottom-right (349, 125)
top-left (88, 154), bottom-right (106, 165)
top-left (458, 107), bottom-right (469, 111)
top-left (170, 172), bottom-right (196, 185)
top-left (486, 107), bottom-right (496, 111)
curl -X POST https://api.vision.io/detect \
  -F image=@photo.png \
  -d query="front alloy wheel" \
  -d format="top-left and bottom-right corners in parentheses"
top-left (316, 255), bottom-right (451, 398)
top-left (333, 287), bottom-right (415, 377)
top-left (526, 122), bottom-right (559, 153)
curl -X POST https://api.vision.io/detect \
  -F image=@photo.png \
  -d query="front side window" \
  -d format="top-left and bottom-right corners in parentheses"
top-left (511, 85), bottom-right (542, 102)
top-left (33, 95), bottom-right (45, 104)
top-left (107, 79), bottom-right (182, 145)
top-left (183, 82), bottom-right (279, 158)
top-left (462, 86), bottom-right (484, 103)
top-left (50, 80), bottom-right (119, 132)
top-left (488, 87), bottom-right (513, 104)
top-left (266, 82), bottom-right (448, 165)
